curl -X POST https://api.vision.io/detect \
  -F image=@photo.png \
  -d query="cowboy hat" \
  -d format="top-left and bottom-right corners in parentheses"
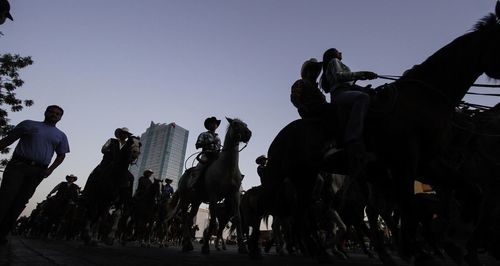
top-left (164, 178), bottom-right (173, 183)
top-left (255, 155), bottom-right (267, 165)
top-left (65, 174), bottom-right (78, 181)
top-left (204, 117), bottom-right (221, 130)
top-left (0, 0), bottom-right (13, 24)
top-left (300, 58), bottom-right (322, 79)
top-left (114, 127), bottom-right (133, 138)
top-left (143, 169), bottom-right (154, 175)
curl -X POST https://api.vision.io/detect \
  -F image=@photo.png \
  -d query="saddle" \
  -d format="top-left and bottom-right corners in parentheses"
top-left (185, 162), bottom-right (210, 191)
top-left (366, 83), bottom-right (399, 118)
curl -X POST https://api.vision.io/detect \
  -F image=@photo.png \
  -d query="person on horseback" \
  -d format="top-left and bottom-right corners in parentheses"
top-left (134, 169), bottom-right (153, 200)
top-left (320, 48), bottom-right (378, 177)
top-left (83, 127), bottom-right (134, 194)
top-left (196, 116), bottom-right (222, 163)
top-left (161, 178), bottom-right (174, 201)
top-left (46, 174), bottom-right (80, 203)
top-left (291, 58), bottom-right (330, 119)
top-left (188, 117), bottom-right (222, 187)
top-left (100, 127), bottom-right (133, 168)
top-left (255, 155), bottom-right (267, 184)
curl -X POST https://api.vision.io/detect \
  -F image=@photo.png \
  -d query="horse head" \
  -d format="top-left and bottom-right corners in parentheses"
top-left (224, 117), bottom-right (252, 148)
top-left (127, 136), bottom-right (142, 164)
top-left (475, 1), bottom-right (500, 80)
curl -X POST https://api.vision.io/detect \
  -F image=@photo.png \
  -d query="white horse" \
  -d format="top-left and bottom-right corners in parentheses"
top-left (170, 117), bottom-right (251, 253)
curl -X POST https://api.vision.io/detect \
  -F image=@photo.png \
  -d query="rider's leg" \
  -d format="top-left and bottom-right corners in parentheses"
top-left (331, 89), bottom-right (372, 177)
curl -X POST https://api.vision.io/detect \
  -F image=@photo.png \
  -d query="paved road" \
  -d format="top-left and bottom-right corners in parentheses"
top-left (0, 236), bottom-right (497, 266)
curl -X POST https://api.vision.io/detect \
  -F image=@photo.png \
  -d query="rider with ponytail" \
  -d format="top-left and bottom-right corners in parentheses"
top-left (320, 48), bottom-right (377, 177)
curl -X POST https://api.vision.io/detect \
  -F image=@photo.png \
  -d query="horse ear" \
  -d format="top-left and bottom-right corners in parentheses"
top-left (226, 117), bottom-right (233, 124)
top-left (496, 0), bottom-right (500, 19)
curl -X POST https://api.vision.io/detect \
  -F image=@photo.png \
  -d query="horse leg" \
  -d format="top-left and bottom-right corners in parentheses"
top-left (229, 193), bottom-right (247, 254)
top-left (104, 207), bottom-right (122, 245)
top-left (391, 149), bottom-right (432, 263)
top-left (181, 201), bottom-right (200, 252)
top-left (366, 205), bottom-right (397, 265)
top-left (247, 209), bottom-right (263, 259)
top-left (202, 200), bottom-right (218, 254)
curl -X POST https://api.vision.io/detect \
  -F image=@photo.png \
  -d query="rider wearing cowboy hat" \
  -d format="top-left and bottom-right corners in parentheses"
top-left (100, 127), bottom-right (133, 167)
top-left (195, 117), bottom-right (222, 163)
top-left (134, 169), bottom-right (153, 199)
top-left (291, 58), bottom-right (329, 119)
top-left (47, 174), bottom-right (80, 203)
top-left (188, 117), bottom-right (222, 187)
top-left (161, 178), bottom-right (174, 200)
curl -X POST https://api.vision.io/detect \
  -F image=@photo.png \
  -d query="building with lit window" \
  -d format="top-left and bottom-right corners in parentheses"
top-left (130, 121), bottom-right (189, 190)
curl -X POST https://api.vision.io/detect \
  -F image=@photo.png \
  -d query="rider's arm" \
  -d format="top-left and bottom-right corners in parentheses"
top-left (329, 58), bottom-right (377, 82)
top-left (101, 138), bottom-right (112, 153)
top-left (195, 133), bottom-right (206, 149)
top-left (47, 182), bottom-right (62, 197)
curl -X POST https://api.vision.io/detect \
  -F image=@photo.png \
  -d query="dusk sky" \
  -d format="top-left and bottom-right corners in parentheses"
top-left (1, 0), bottom-right (498, 216)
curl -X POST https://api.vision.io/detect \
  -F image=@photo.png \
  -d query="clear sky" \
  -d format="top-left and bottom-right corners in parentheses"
top-left (1, 0), bottom-right (498, 216)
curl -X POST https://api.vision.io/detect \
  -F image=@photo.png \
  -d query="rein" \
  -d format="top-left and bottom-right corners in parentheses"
top-left (378, 74), bottom-right (500, 95)
top-left (221, 142), bottom-right (248, 152)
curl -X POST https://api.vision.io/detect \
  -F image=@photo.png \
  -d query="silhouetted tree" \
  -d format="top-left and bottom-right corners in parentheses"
top-left (0, 53), bottom-right (34, 167)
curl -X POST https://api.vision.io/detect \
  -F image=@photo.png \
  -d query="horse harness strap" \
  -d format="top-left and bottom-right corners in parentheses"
top-left (397, 78), bottom-right (454, 108)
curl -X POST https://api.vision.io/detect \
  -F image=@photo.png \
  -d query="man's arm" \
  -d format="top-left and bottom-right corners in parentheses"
top-left (0, 134), bottom-right (20, 151)
top-left (42, 153), bottom-right (65, 178)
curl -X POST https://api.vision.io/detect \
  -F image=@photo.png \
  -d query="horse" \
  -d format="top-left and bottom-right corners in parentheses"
top-left (254, 3), bottom-right (500, 263)
top-left (131, 177), bottom-right (161, 246)
top-left (169, 117), bottom-right (251, 254)
top-left (80, 136), bottom-right (141, 245)
top-left (420, 104), bottom-right (500, 265)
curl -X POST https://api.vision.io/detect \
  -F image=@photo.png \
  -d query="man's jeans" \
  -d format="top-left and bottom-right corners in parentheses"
top-left (0, 160), bottom-right (45, 237)
top-left (330, 88), bottom-right (370, 145)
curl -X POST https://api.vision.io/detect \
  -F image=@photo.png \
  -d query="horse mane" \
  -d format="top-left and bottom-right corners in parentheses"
top-left (225, 118), bottom-right (244, 130)
top-left (472, 13), bottom-right (499, 32)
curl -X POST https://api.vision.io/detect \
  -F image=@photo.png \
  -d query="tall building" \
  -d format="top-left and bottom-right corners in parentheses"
top-left (130, 121), bottom-right (189, 190)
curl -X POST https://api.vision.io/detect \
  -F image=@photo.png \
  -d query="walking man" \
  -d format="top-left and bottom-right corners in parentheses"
top-left (0, 105), bottom-right (70, 244)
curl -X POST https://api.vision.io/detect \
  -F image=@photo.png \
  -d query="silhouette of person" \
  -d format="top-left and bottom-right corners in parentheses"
top-left (0, 105), bottom-right (69, 244)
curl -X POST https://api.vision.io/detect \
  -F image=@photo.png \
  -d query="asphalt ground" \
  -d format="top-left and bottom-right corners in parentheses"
top-left (0, 236), bottom-right (498, 266)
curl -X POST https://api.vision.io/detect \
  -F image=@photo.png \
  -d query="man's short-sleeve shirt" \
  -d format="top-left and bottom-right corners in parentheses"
top-left (12, 120), bottom-right (70, 166)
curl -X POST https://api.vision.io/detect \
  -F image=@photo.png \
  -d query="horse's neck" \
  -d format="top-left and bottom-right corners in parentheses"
top-left (408, 33), bottom-right (484, 104)
top-left (219, 132), bottom-right (240, 168)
